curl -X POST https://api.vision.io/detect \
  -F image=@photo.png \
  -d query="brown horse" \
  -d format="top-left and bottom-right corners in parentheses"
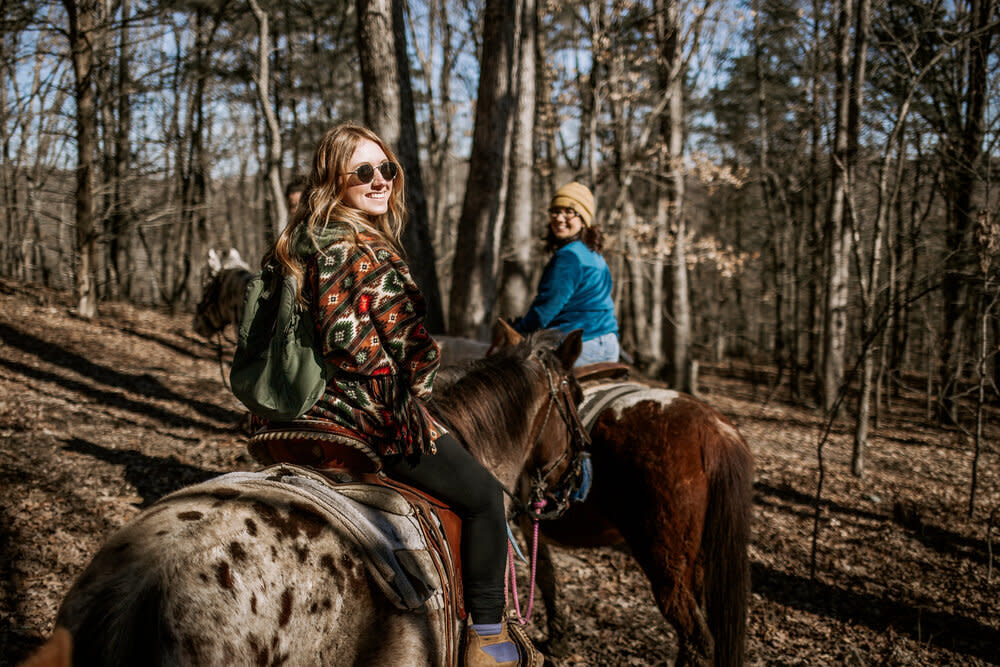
top-left (492, 323), bottom-right (754, 667)
top-left (193, 248), bottom-right (252, 339)
top-left (22, 330), bottom-right (587, 667)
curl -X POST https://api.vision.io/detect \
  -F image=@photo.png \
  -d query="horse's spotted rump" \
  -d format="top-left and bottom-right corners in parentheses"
top-left (288, 501), bottom-right (328, 538)
top-left (251, 501), bottom-right (326, 542)
top-left (177, 511), bottom-right (203, 521)
top-left (229, 541), bottom-right (247, 562)
top-left (211, 487), bottom-right (242, 507)
top-left (247, 633), bottom-right (270, 666)
top-left (278, 588), bottom-right (294, 627)
top-left (135, 504), bottom-right (170, 523)
top-left (319, 551), bottom-right (364, 591)
top-left (216, 561), bottom-right (234, 589)
top-left (320, 553), bottom-right (338, 574)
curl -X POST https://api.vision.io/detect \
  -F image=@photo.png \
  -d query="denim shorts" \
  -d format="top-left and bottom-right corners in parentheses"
top-left (575, 332), bottom-right (620, 367)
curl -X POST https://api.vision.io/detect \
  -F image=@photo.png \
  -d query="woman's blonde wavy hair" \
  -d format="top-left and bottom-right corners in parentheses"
top-left (271, 122), bottom-right (408, 301)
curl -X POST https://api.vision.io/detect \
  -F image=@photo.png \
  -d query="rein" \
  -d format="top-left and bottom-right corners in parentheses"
top-left (505, 355), bottom-right (592, 625)
top-left (214, 330), bottom-right (233, 392)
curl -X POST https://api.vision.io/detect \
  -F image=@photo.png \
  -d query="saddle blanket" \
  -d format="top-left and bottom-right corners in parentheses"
top-left (579, 380), bottom-right (681, 432)
top-left (181, 464), bottom-right (449, 612)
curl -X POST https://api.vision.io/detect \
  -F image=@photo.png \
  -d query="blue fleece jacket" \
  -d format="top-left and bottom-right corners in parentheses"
top-left (515, 240), bottom-right (618, 341)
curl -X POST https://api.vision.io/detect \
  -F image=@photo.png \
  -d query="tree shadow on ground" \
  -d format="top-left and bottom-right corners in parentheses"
top-left (754, 479), bottom-right (886, 523)
top-left (755, 480), bottom-right (994, 566)
top-left (0, 322), bottom-right (240, 427)
top-left (118, 325), bottom-right (222, 361)
top-left (752, 563), bottom-right (999, 663)
top-left (62, 437), bottom-right (219, 507)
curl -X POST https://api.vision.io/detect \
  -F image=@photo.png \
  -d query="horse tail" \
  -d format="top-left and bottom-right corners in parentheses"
top-left (17, 627), bottom-right (71, 667)
top-left (56, 570), bottom-right (174, 666)
top-left (702, 420), bottom-right (754, 667)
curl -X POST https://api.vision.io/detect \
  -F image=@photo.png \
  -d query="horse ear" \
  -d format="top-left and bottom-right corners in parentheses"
top-left (207, 249), bottom-right (222, 275)
top-left (491, 318), bottom-right (524, 351)
top-left (557, 329), bottom-right (583, 370)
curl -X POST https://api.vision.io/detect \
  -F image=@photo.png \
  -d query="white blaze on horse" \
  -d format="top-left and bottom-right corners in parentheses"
top-left (193, 248), bottom-right (253, 339)
top-left (22, 330), bottom-right (588, 667)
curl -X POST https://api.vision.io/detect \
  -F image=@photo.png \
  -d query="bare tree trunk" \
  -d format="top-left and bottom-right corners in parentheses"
top-left (63, 0), bottom-right (101, 318)
top-left (820, 0), bottom-right (853, 412)
top-left (359, 0), bottom-right (445, 331)
top-left (657, 0), bottom-right (690, 390)
top-left (847, 0), bottom-right (872, 477)
top-left (535, 0), bottom-right (557, 204)
top-left (807, 0), bottom-right (825, 400)
top-left (108, 0), bottom-right (133, 300)
top-left (448, 0), bottom-right (519, 339)
top-left (971, 210), bottom-right (999, 515)
top-left (248, 0), bottom-right (287, 242)
top-left (586, 0), bottom-right (601, 187)
top-left (498, 0), bottom-right (536, 319)
top-left (937, 0), bottom-right (997, 424)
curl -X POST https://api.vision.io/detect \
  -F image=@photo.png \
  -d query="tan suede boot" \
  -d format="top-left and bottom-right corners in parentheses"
top-left (463, 621), bottom-right (544, 667)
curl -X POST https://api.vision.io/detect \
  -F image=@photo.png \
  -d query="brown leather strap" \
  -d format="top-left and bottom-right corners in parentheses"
top-left (573, 361), bottom-right (631, 382)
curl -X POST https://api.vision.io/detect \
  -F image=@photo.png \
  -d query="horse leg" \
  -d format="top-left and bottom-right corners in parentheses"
top-left (533, 538), bottom-right (572, 656)
top-left (655, 582), bottom-right (713, 667)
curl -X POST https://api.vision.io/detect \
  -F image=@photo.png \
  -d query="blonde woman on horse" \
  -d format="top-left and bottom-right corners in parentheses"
top-left (513, 182), bottom-right (619, 366)
top-left (269, 122), bottom-right (539, 667)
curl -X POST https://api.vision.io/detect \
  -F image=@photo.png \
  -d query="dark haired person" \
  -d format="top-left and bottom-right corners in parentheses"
top-left (284, 175), bottom-right (308, 214)
top-left (514, 182), bottom-right (619, 365)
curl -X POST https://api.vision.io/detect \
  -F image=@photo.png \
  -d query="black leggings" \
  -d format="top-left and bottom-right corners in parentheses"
top-left (382, 433), bottom-right (507, 624)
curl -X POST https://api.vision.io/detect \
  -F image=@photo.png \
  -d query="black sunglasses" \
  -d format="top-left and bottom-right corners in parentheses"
top-left (348, 160), bottom-right (399, 184)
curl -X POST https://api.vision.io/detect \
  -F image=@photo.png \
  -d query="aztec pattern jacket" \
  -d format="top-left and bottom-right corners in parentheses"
top-left (297, 225), bottom-right (444, 457)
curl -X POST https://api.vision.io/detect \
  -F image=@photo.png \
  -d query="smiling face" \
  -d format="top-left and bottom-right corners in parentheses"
top-left (549, 207), bottom-right (584, 241)
top-left (342, 139), bottom-right (392, 217)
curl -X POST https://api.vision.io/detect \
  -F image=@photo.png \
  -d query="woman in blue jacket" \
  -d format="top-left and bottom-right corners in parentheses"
top-left (514, 182), bottom-right (620, 365)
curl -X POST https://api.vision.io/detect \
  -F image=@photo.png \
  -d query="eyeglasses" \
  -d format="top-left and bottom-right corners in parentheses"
top-left (347, 160), bottom-right (399, 184)
top-left (549, 207), bottom-right (578, 220)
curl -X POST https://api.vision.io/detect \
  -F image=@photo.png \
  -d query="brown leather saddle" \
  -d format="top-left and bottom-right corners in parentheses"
top-left (248, 420), bottom-right (466, 624)
top-left (573, 360), bottom-right (631, 383)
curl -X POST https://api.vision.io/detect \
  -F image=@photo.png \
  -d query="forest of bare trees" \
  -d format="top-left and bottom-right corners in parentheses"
top-left (2, 0), bottom-right (999, 488)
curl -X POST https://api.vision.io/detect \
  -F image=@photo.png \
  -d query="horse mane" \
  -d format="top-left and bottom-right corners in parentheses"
top-left (432, 330), bottom-right (562, 457)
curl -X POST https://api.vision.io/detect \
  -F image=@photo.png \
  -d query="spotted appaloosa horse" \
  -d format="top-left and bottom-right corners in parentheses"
top-left (24, 330), bottom-right (585, 667)
top-left (493, 322), bottom-right (754, 667)
top-left (193, 248), bottom-right (252, 338)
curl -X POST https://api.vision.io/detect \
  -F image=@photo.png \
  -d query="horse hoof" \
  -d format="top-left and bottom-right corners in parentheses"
top-left (540, 635), bottom-right (570, 658)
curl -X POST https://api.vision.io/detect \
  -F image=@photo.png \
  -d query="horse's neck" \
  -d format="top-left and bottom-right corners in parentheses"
top-left (435, 392), bottom-right (541, 490)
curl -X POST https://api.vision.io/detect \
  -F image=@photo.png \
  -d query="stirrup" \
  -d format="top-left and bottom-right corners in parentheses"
top-left (506, 621), bottom-right (544, 667)
top-left (463, 621), bottom-right (543, 667)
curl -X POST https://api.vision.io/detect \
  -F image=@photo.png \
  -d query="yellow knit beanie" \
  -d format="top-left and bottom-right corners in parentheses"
top-left (550, 182), bottom-right (595, 227)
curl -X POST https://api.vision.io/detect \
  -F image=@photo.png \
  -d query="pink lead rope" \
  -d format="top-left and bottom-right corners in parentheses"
top-left (505, 500), bottom-right (546, 625)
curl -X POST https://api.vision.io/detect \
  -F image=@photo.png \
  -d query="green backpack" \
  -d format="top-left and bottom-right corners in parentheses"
top-left (230, 265), bottom-right (331, 422)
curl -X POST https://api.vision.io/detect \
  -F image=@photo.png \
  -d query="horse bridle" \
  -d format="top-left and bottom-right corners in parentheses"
top-left (511, 352), bottom-right (592, 522)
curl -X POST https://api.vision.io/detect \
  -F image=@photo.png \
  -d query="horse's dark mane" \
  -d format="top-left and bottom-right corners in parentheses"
top-left (432, 330), bottom-right (562, 454)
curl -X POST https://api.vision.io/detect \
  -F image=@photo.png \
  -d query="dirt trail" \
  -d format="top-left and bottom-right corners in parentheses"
top-left (1, 278), bottom-right (998, 665)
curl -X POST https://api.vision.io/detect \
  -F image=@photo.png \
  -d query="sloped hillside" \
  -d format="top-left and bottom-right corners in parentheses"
top-left (1, 277), bottom-right (998, 666)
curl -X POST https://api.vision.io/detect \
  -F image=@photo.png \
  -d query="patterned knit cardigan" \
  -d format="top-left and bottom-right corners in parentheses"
top-left (299, 229), bottom-right (444, 458)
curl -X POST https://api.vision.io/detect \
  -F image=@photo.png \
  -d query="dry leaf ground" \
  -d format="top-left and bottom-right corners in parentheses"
top-left (1, 277), bottom-right (997, 666)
